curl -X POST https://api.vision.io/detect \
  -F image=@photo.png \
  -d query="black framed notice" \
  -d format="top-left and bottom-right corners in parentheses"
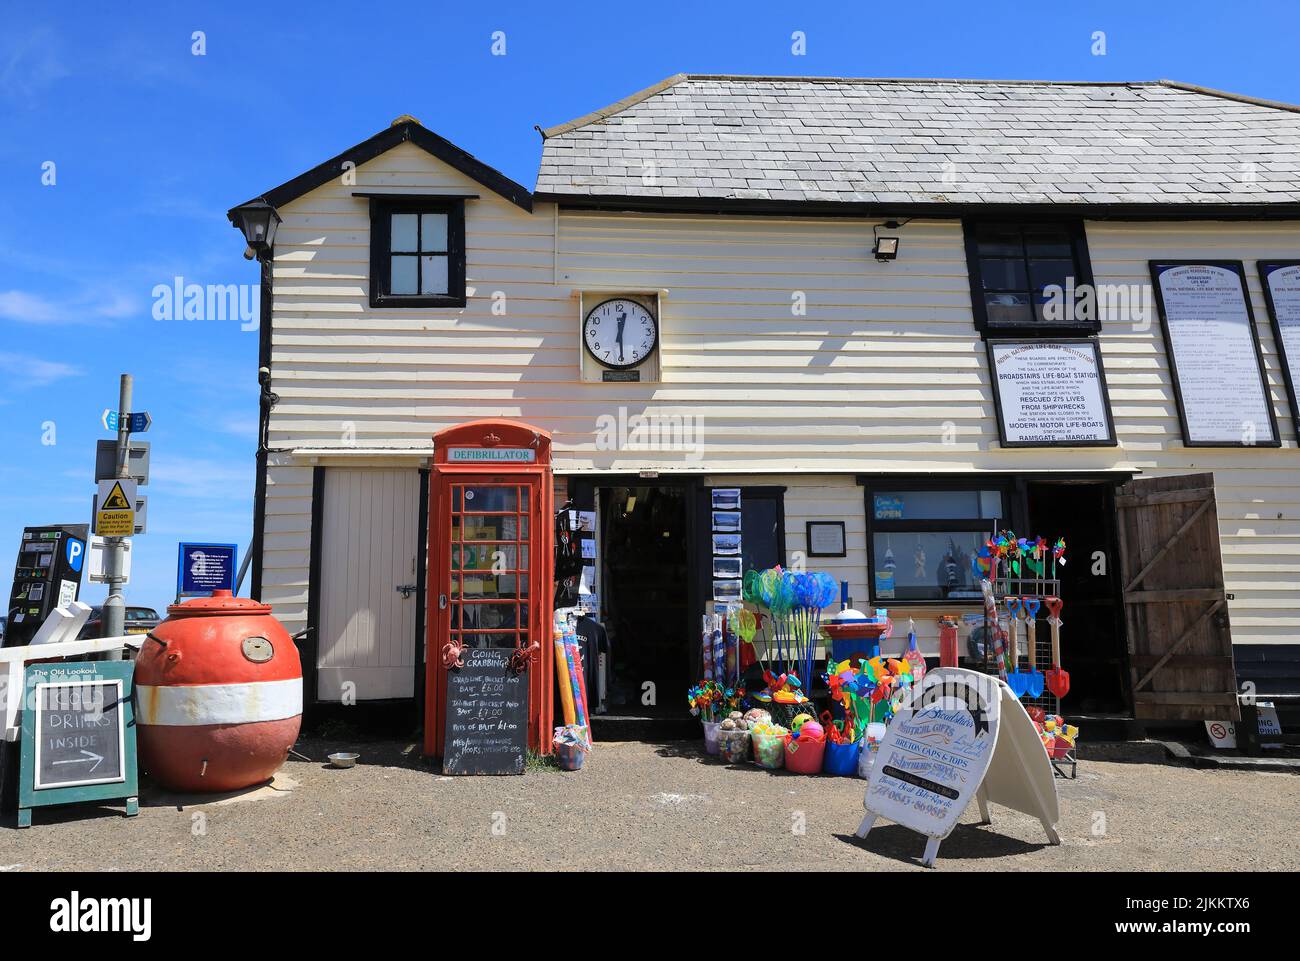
top-left (1149, 261), bottom-right (1280, 448)
top-left (1258, 261), bottom-right (1300, 440)
top-left (986, 339), bottom-right (1117, 447)
top-left (806, 521), bottom-right (847, 557)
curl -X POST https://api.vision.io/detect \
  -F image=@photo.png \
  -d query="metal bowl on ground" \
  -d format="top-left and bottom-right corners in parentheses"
top-left (328, 752), bottom-right (360, 769)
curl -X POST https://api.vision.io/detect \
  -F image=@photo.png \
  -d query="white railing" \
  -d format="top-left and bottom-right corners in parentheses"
top-left (1, 602), bottom-right (145, 741)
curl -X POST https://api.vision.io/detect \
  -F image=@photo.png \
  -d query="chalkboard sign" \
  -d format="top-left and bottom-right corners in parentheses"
top-left (442, 647), bottom-right (528, 775)
top-left (18, 660), bottom-right (138, 827)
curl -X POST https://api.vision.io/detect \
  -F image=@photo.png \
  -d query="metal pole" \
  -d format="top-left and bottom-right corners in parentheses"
top-left (102, 373), bottom-right (132, 657)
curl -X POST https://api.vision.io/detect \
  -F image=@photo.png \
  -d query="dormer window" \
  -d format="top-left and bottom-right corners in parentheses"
top-left (368, 196), bottom-right (466, 307)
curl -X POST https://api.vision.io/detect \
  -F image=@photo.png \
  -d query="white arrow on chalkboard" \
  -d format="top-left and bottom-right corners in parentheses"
top-left (52, 749), bottom-right (104, 773)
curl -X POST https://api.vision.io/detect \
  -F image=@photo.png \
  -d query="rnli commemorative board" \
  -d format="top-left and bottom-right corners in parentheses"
top-left (856, 667), bottom-right (1059, 868)
top-left (1259, 261), bottom-right (1300, 439)
top-left (1150, 261), bottom-right (1279, 447)
top-left (987, 339), bottom-right (1116, 447)
top-left (18, 660), bottom-right (139, 827)
top-left (442, 646), bottom-right (529, 775)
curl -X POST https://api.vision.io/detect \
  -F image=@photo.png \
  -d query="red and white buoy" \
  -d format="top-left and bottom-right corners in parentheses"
top-left (134, 590), bottom-right (302, 792)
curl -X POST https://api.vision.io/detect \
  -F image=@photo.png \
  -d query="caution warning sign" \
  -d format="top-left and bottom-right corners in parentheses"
top-left (95, 478), bottom-right (137, 536)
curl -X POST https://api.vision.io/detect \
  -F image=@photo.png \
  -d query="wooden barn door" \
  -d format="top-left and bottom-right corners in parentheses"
top-left (1115, 473), bottom-right (1239, 721)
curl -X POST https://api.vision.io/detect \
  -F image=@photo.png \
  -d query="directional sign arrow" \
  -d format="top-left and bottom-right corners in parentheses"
top-left (102, 409), bottom-right (118, 431)
top-left (52, 749), bottom-right (105, 773)
top-left (128, 411), bottom-right (151, 432)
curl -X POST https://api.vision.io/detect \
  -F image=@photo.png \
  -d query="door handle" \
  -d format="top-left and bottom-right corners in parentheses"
top-left (396, 584), bottom-right (417, 598)
top-left (438, 593), bottom-right (448, 610)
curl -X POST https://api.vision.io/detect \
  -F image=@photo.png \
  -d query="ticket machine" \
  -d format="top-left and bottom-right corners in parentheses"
top-left (4, 524), bottom-right (89, 647)
top-left (423, 420), bottom-right (555, 755)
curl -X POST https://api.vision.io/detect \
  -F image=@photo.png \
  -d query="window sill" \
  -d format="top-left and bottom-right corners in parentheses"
top-left (370, 294), bottom-right (468, 309)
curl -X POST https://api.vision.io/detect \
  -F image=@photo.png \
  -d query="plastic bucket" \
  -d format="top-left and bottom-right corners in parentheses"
top-left (858, 722), bottom-right (888, 779)
top-left (752, 731), bottom-right (788, 769)
top-left (784, 733), bottom-right (826, 774)
top-left (556, 742), bottom-right (585, 771)
top-left (717, 728), bottom-right (751, 764)
top-left (702, 720), bottom-right (722, 755)
top-left (822, 739), bottom-right (862, 776)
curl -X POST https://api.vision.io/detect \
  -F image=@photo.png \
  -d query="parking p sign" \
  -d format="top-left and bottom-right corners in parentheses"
top-left (177, 542), bottom-right (238, 597)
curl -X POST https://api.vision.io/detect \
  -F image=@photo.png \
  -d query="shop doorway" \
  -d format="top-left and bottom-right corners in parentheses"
top-left (1026, 481), bottom-right (1130, 715)
top-left (599, 485), bottom-right (692, 717)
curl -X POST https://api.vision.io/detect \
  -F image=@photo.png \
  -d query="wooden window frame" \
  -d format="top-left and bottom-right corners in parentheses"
top-left (962, 219), bottom-right (1098, 337)
top-left (862, 478), bottom-right (1013, 608)
top-left (369, 196), bottom-right (467, 308)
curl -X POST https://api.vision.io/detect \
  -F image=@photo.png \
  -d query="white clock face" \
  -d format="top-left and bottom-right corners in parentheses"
top-left (583, 299), bottom-right (657, 370)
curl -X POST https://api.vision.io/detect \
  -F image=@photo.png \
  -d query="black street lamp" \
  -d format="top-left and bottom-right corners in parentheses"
top-left (230, 198), bottom-right (281, 260)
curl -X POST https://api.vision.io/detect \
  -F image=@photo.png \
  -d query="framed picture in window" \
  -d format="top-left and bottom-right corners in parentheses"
top-left (987, 338), bottom-right (1117, 447)
top-left (806, 521), bottom-right (846, 558)
top-left (1150, 261), bottom-right (1279, 447)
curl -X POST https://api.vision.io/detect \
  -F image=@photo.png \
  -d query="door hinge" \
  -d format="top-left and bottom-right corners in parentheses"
top-left (396, 584), bottom-right (417, 598)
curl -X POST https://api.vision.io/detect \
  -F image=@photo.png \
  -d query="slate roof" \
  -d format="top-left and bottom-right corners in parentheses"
top-left (535, 75), bottom-right (1300, 208)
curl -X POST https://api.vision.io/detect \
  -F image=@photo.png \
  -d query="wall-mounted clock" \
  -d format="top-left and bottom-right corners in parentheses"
top-left (582, 298), bottom-right (658, 370)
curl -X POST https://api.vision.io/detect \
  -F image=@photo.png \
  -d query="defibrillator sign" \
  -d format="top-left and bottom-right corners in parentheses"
top-left (95, 479), bottom-right (137, 536)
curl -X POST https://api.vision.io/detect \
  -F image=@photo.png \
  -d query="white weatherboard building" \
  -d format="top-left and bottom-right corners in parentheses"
top-left (229, 76), bottom-right (1300, 732)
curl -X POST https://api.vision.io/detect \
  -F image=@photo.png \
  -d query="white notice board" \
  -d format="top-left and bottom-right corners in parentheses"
top-left (988, 339), bottom-right (1116, 447)
top-left (1259, 261), bottom-right (1300, 440)
top-left (1150, 261), bottom-right (1279, 447)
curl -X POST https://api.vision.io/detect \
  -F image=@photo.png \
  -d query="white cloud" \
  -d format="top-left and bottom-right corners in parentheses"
top-left (0, 27), bottom-right (68, 103)
top-left (0, 287), bottom-right (140, 326)
top-left (148, 455), bottom-right (253, 501)
top-left (0, 351), bottom-right (81, 386)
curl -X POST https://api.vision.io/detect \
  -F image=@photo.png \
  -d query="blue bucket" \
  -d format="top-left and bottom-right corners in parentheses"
top-left (822, 739), bottom-right (862, 777)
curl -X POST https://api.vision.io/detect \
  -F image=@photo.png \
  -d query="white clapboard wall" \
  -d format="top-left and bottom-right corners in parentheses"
top-left (254, 138), bottom-right (1300, 652)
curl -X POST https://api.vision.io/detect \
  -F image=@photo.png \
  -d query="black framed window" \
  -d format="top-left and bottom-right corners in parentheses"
top-left (369, 197), bottom-right (466, 307)
top-left (865, 482), bottom-right (1009, 605)
top-left (963, 221), bottom-right (1096, 335)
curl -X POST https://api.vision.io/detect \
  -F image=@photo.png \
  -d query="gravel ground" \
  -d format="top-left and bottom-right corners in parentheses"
top-left (3, 738), bottom-right (1297, 871)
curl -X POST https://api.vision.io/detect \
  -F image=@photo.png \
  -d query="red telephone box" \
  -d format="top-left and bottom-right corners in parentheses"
top-left (424, 419), bottom-right (555, 756)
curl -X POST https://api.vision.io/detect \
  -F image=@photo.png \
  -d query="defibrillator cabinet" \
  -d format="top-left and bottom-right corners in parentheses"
top-left (424, 420), bottom-right (555, 755)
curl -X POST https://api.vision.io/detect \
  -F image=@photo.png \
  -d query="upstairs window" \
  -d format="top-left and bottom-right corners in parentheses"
top-left (369, 197), bottom-right (466, 307)
top-left (963, 221), bottom-right (1096, 335)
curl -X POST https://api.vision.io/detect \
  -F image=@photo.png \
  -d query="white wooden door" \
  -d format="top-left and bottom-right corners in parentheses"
top-left (317, 468), bottom-right (421, 701)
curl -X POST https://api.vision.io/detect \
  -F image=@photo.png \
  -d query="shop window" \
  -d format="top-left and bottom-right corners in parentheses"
top-left (962, 221), bottom-right (1097, 335)
top-left (369, 197), bottom-right (466, 308)
top-left (740, 493), bottom-right (784, 572)
top-left (866, 485), bottom-right (1007, 604)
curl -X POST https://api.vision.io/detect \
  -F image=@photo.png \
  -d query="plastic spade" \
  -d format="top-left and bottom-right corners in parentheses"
top-left (1003, 597), bottom-right (1029, 696)
top-left (1023, 597), bottom-right (1044, 697)
top-left (1044, 596), bottom-right (1069, 699)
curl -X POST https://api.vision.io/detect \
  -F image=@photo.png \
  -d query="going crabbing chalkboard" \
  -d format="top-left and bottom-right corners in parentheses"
top-left (18, 660), bottom-right (138, 827)
top-left (443, 646), bottom-right (528, 775)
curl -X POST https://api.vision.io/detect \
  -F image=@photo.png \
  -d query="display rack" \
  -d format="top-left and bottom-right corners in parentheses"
top-left (980, 574), bottom-right (1077, 779)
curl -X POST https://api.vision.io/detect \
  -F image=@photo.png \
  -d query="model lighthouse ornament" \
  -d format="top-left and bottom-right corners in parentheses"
top-left (583, 298), bottom-right (657, 369)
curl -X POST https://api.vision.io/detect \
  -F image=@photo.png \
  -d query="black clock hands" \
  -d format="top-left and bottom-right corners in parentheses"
top-left (615, 310), bottom-right (627, 362)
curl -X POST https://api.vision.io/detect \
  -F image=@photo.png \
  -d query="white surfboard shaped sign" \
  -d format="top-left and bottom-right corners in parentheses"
top-left (857, 667), bottom-right (1060, 868)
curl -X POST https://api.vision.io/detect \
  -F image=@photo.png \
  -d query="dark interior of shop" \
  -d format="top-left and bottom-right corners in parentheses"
top-left (600, 486), bottom-right (692, 718)
top-left (1027, 480), bottom-right (1131, 716)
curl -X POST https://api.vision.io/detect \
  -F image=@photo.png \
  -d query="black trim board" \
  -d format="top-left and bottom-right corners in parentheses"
top-left (1148, 260), bottom-right (1282, 448)
top-left (304, 466), bottom-right (325, 714)
top-left (1257, 261), bottom-right (1300, 441)
top-left (228, 121), bottom-right (532, 218)
top-left (536, 193), bottom-right (1300, 221)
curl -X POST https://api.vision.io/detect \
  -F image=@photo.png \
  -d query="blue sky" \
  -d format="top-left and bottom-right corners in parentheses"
top-left (3, 1), bottom-right (1299, 612)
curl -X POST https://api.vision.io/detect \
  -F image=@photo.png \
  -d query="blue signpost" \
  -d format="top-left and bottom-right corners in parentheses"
top-left (176, 542), bottom-right (238, 597)
top-left (101, 409), bottom-right (151, 433)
